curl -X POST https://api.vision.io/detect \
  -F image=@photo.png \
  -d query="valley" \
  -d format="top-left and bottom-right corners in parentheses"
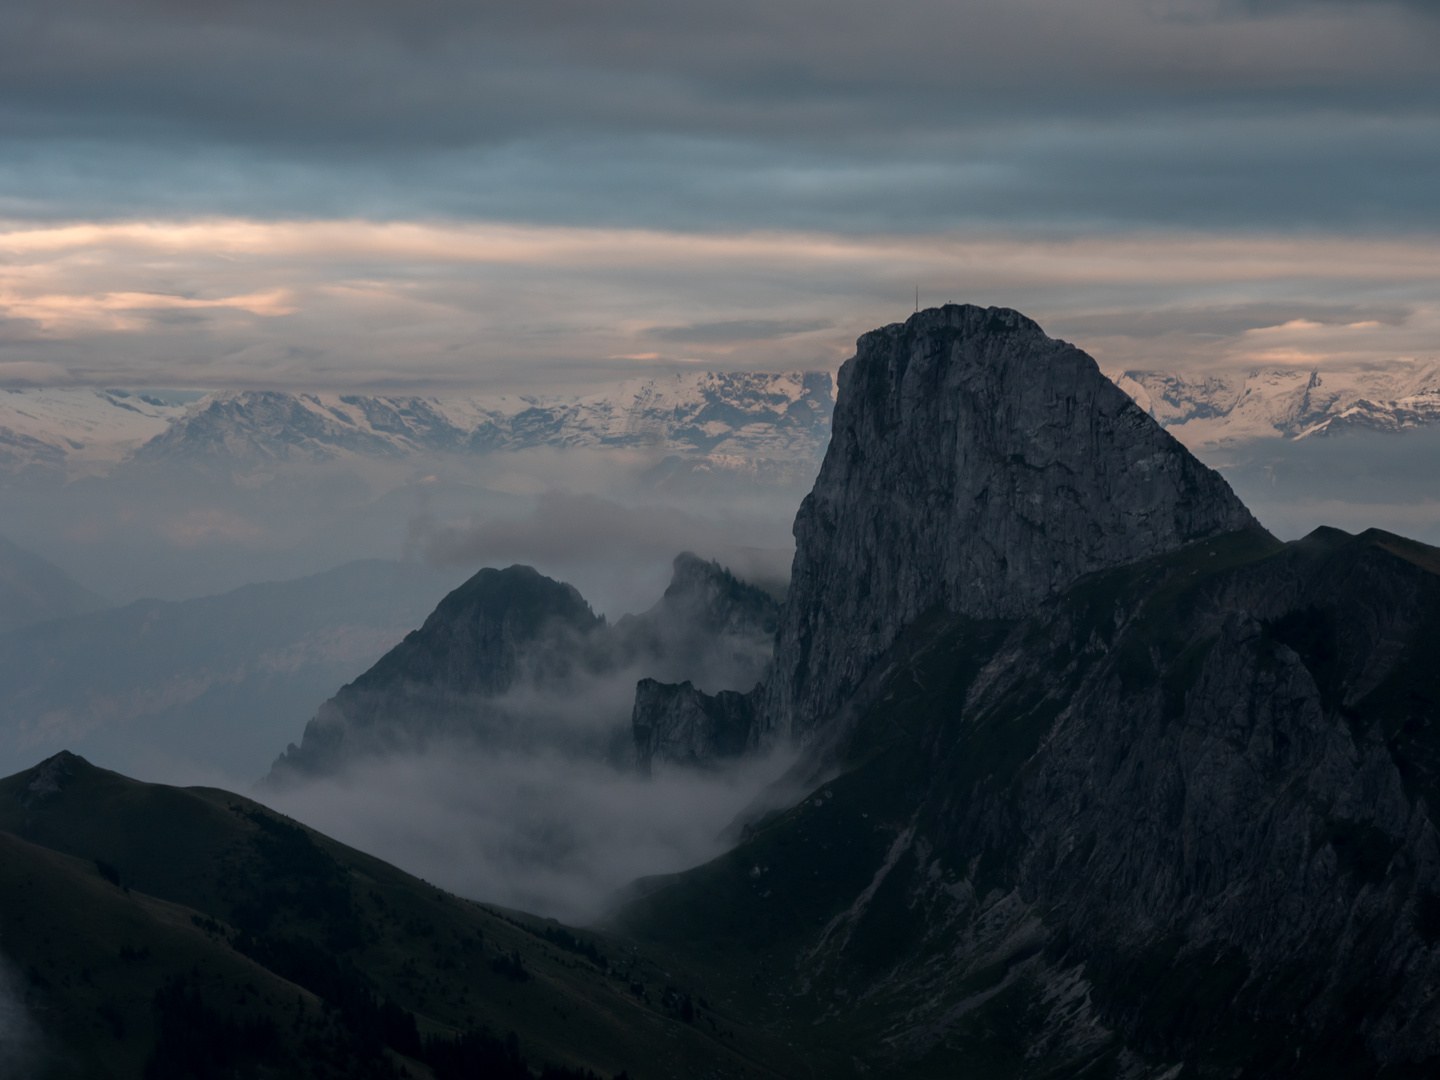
top-left (5, 306), bottom-right (1440, 1077)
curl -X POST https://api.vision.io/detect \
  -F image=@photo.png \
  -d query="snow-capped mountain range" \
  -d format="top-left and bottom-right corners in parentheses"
top-left (7, 361), bottom-right (1438, 482)
top-left (0, 372), bottom-right (833, 479)
top-left (1116, 362), bottom-right (1440, 449)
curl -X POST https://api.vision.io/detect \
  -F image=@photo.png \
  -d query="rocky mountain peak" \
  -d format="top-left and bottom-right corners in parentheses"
top-left (657, 551), bottom-right (779, 639)
top-left (268, 564), bottom-right (603, 778)
top-left (370, 563), bottom-right (603, 697)
top-left (763, 303), bottom-right (1261, 744)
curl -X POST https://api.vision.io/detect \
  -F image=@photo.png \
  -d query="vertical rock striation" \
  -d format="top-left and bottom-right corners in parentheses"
top-left (630, 679), bottom-right (759, 774)
top-left (763, 304), bottom-right (1260, 744)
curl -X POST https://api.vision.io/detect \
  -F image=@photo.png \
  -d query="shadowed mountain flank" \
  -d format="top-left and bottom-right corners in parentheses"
top-left (0, 751), bottom-right (790, 1079)
top-left (615, 527), bottom-right (1440, 1077)
top-left (763, 304), bottom-right (1259, 744)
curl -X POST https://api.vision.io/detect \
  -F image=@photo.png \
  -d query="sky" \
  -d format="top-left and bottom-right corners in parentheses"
top-left (1, 0), bottom-right (1438, 392)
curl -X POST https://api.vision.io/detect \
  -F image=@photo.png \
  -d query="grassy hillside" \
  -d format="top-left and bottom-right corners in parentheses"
top-left (0, 752), bottom-right (802, 1079)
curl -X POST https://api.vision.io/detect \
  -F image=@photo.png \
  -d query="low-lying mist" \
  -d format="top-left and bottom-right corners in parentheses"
top-left (1207, 427), bottom-right (1440, 546)
top-left (261, 744), bottom-right (796, 926)
top-left (0, 444), bottom-right (812, 619)
top-left (0, 955), bottom-right (42, 1077)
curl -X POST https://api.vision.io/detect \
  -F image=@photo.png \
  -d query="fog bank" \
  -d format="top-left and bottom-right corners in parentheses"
top-left (261, 745), bottom-right (797, 925)
top-left (1208, 427), bottom-right (1440, 547)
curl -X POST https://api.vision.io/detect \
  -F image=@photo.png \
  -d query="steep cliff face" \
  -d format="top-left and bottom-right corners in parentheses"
top-left (764, 304), bottom-right (1258, 745)
top-left (608, 305), bottom-right (1440, 1076)
top-left (630, 679), bottom-right (759, 774)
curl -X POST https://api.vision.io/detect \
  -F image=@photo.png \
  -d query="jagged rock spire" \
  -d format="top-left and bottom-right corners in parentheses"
top-left (762, 304), bottom-right (1260, 744)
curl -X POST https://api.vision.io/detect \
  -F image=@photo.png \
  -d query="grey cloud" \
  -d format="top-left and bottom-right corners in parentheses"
top-left (1233, 0), bottom-right (1440, 14)
top-left (642, 318), bottom-right (833, 345)
top-left (1050, 303), bottom-right (1415, 340)
top-left (0, 0), bottom-right (1438, 232)
top-left (4, 103), bottom-right (1440, 235)
top-left (262, 743), bottom-right (799, 924)
top-left (415, 492), bottom-right (796, 610)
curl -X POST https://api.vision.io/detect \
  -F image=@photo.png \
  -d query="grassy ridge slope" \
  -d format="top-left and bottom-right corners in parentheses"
top-left (1, 753), bottom-right (800, 1079)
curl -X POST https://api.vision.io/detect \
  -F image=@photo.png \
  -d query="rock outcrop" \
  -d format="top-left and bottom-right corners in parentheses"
top-left (630, 679), bottom-right (759, 774)
top-left (609, 552), bottom-right (778, 695)
top-left (606, 309), bottom-right (1440, 1074)
top-left (268, 565), bottom-right (604, 778)
top-left (763, 304), bottom-right (1259, 745)
top-left (606, 304), bottom-right (1440, 1075)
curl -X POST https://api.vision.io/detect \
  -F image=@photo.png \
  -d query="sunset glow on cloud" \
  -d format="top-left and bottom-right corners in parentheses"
top-left (0, 0), bottom-right (1435, 392)
top-left (0, 219), bottom-right (1436, 390)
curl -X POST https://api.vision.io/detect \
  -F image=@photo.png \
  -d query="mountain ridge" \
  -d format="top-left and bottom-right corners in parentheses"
top-left (0, 749), bottom-right (790, 1079)
top-left (13, 304), bottom-right (1440, 1077)
top-left (608, 306), bottom-right (1440, 1077)
top-left (1117, 362), bottom-right (1440, 448)
top-left (0, 373), bottom-right (834, 480)
top-left (0, 533), bottom-right (109, 635)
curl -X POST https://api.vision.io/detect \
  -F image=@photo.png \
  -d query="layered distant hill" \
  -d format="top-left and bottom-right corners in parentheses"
top-left (0, 372), bottom-right (834, 482)
top-left (0, 534), bottom-right (109, 635)
top-left (1117, 362), bottom-right (1440, 447)
top-left (0, 560), bottom-right (468, 783)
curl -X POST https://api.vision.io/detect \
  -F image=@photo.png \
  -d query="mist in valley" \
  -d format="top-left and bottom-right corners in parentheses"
top-left (1204, 427), bottom-right (1440, 549)
top-left (6, 389), bottom-right (1440, 930)
top-left (263, 743), bottom-right (798, 925)
top-left (0, 432), bottom-right (816, 925)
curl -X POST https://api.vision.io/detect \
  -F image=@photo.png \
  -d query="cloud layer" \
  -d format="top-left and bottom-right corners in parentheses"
top-left (1, 0), bottom-right (1438, 234)
top-left (262, 744), bottom-right (798, 925)
top-left (0, 0), bottom-right (1436, 391)
top-left (1, 219), bottom-right (1437, 391)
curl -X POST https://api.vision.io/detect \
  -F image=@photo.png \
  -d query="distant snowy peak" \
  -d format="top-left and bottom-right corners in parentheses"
top-left (0, 389), bottom-right (196, 477)
top-left (1116, 363), bottom-right (1440, 447)
top-left (0, 372), bottom-right (834, 477)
